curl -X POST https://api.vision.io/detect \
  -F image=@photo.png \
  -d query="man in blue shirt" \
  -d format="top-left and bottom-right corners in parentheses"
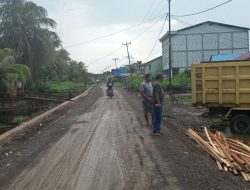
top-left (152, 74), bottom-right (164, 136)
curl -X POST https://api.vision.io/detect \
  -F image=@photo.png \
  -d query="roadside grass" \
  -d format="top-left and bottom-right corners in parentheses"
top-left (38, 81), bottom-right (84, 92)
top-left (115, 82), bottom-right (126, 88)
top-left (165, 94), bottom-right (192, 104)
top-left (12, 116), bottom-right (28, 125)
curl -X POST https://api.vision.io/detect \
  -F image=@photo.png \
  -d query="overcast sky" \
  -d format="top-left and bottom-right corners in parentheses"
top-left (32, 0), bottom-right (249, 73)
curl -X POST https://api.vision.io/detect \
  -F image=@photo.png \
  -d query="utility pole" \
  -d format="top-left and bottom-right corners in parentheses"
top-left (168, 0), bottom-right (172, 91)
top-left (122, 42), bottom-right (132, 77)
top-left (112, 58), bottom-right (119, 69)
top-left (168, 0), bottom-right (178, 104)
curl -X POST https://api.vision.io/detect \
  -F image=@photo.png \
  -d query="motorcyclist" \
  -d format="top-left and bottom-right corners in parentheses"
top-left (106, 78), bottom-right (113, 95)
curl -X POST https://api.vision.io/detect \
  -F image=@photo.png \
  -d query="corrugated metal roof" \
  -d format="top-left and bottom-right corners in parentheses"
top-left (178, 21), bottom-right (249, 32)
top-left (210, 54), bottom-right (241, 61)
top-left (160, 21), bottom-right (249, 42)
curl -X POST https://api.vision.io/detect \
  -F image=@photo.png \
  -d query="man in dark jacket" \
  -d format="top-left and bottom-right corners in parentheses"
top-left (152, 74), bottom-right (164, 136)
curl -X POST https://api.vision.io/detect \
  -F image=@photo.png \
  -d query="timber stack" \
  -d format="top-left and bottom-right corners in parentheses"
top-left (186, 128), bottom-right (250, 181)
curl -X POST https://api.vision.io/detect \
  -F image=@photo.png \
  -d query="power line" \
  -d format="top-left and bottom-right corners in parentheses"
top-left (65, 12), bottom-right (167, 48)
top-left (144, 0), bottom-right (166, 21)
top-left (131, 14), bottom-right (165, 42)
top-left (140, 0), bottom-right (158, 23)
top-left (136, 0), bottom-right (166, 40)
top-left (89, 16), bottom-right (165, 66)
top-left (90, 46), bottom-right (123, 65)
top-left (146, 13), bottom-right (168, 61)
top-left (173, 0), bottom-right (232, 17)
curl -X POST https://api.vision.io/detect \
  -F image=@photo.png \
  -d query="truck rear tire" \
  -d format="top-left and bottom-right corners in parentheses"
top-left (230, 114), bottom-right (250, 134)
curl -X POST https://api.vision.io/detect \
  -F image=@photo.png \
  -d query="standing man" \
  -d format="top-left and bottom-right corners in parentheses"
top-left (140, 74), bottom-right (153, 126)
top-left (152, 74), bottom-right (164, 136)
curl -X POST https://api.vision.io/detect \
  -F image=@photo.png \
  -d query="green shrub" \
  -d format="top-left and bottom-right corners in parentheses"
top-left (38, 81), bottom-right (84, 92)
top-left (121, 70), bottom-right (191, 93)
top-left (163, 70), bottom-right (191, 92)
top-left (122, 76), bottom-right (144, 92)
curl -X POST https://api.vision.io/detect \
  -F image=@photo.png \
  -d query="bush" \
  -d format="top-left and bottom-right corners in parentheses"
top-left (37, 81), bottom-right (84, 92)
top-left (123, 76), bottom-right (144, 92)
top-left (121, 70), bottom-right (191, 93)
top-left (163, 70), bottom-right (191, 92)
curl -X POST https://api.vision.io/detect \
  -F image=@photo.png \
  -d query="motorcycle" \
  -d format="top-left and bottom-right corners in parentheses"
top-left (107, 88), bottom-right (114, 98)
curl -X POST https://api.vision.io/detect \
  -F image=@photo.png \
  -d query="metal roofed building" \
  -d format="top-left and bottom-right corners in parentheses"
top-left (144, 56), bottom-right (163, 78)
top-left (160, 21), bottom-right (249, 75)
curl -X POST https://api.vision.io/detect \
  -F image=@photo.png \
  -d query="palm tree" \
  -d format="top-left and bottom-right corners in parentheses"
top-left (0, 0), bottom-right (60, 83)
top-left (0, 48), bottom-right (31, 97)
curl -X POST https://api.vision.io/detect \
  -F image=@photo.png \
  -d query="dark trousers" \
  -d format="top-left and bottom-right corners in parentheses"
top-left (152, 105), bottom-right (163, 132)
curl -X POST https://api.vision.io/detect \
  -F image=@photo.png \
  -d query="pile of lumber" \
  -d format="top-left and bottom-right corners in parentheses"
top-left (186, 128), bottom-right (250, 181)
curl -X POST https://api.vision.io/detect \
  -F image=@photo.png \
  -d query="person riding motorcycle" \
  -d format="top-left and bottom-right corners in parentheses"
top-left (106, 78), bottom-right (113, 96)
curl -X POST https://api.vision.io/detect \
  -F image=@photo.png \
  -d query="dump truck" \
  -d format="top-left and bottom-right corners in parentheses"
top-left (192, 60), bottom-right (250, 134)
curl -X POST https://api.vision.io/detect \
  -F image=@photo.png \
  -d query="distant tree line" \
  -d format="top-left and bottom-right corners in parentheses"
top-left (0, 0), bottom-right (90, 95)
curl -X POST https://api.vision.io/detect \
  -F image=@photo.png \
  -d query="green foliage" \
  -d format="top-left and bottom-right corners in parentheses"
top-left (121, 70), bottom-right (191, 93)
top-left (0, 48), bottom-right (14, 61)
top-left (38, 81), bottom-right (84, 92)
top-left (68, 61), bottom-right (88, 82)
top-left (0, 0), bottom-right (60, 82)
top-left (0, 1), bottom-right (91, 90)
top-left (12, 116), bottom-right (28, 125)
top-left (123, 76), bottom-right (144, 92)
top-left (163, 70), bottom-right (191, 92)
top-left (0, 48), bottom-right (32, 95)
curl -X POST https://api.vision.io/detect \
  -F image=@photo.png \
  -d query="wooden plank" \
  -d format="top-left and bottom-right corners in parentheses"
top-left (228, 139), bottom-right (250, 152)
top-left (224, 166), bottom-right (228, 171)
top-left (241, 172), bottom-right (250, 181)
top-left (231, 153), bottom-right (246, 165)
top-left (187, 130), bottom-right (230, 165)
top-left (216, 161), bottom-right (223, 170)
top-left (230, 149), bottom-right (250, 158)
top-left (205, 128), bottom-right (223, 156)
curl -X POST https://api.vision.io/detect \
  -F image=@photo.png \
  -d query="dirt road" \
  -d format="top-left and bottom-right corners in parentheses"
top-left (1, 86), bottom-right (250, 190)
top-left (1, 86), bottom-right (179, 190)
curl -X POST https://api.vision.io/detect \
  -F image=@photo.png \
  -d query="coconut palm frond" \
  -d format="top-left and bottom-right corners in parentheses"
top-left (9, 64), bottom-right (32, 81)
top-left (0, 56), bottom-right (15, 67)
top-left (0, 48), bottom-right (14, 62)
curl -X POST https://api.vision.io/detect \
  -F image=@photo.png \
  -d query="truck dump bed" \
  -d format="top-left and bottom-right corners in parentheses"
top-left (192, 61), bottom-right (250, 108)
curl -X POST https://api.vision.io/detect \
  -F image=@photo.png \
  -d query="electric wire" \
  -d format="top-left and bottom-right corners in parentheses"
top-left (140, 0), bottom-right (158, 23)
top-left (173, 0), bottom-right (232, 17)
top-left (89, 15), bottom-right (165, 67)
top-left (146, 13), bottom-right (168, 61)
top-left (65, 12), bottom-right (167, 48)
